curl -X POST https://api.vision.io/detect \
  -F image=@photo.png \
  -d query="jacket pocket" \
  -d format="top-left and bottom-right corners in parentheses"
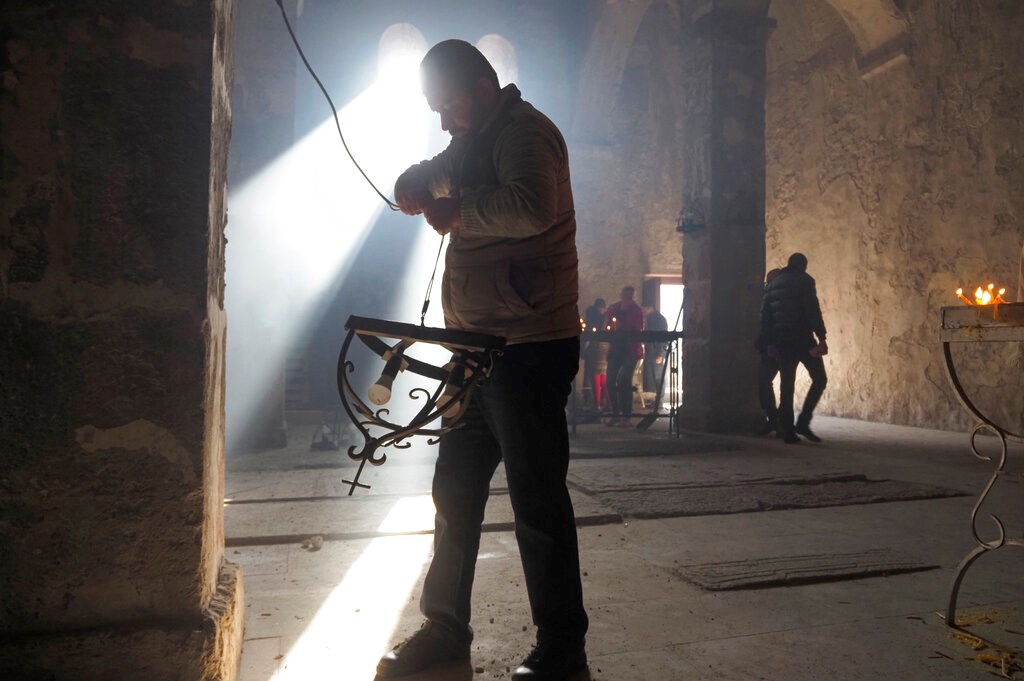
top-left (502, 256), bottom-right (555, 316)
top-left (443, 258), bottom-right (553, 330)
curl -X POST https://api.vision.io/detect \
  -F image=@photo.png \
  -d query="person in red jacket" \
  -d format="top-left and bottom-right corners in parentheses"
top-left (604, 286), bottom-right (644, 427)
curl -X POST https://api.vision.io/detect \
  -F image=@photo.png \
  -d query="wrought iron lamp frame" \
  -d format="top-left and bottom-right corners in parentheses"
top-left (336, 315), bottom-right (506, 495)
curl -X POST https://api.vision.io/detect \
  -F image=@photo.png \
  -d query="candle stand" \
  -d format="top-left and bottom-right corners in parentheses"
top-left (940, 303), bottom-right (1024, 627)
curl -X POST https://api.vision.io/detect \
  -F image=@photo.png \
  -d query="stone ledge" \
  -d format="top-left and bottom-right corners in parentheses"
top-left (0, 562), bottom-right (244, 681)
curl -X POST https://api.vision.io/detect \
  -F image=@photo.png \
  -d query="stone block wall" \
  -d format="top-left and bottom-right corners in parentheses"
top-left (765, 0), bottom-right (1024, 431)
top-left (0, 1), bottom-right (242, 678)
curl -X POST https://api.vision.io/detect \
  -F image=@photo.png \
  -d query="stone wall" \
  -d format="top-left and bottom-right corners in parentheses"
top-left (0, 2), bottom-right (242, 678)
top-left (766, 0), bottom-right (1024, 430)
top-left (573, 0), bottom-right (1022, 431)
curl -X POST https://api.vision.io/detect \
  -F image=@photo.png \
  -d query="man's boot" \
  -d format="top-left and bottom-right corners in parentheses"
top-left (376, 620), bottom-right (472, 679)
top-left (512, 640), bottom-right (589, 681)
top-left (794, 414), bottom-right (822, 443)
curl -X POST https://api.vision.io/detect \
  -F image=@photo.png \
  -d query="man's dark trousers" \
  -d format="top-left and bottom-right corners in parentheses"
top-left (777, 346), bottom-right (827, 433)
top-left (606, 345), bottom-right (637, 418)
top-left (421, 337), bottom-right (589, 648)
top-left (757, 352), bottom-right (779, 423)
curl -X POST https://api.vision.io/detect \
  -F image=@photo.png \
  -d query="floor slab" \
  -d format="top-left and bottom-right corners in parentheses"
top-left (229, 415), bottom-right (1024, 680)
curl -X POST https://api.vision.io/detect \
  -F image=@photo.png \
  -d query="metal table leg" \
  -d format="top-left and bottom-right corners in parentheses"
top-left (941, 340), bottom-right (1023, 626)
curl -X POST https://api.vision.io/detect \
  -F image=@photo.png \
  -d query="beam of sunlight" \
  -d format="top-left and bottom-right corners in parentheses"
top-left (376, 494), bottom-right (436, 534)
top-left (226, 30), bottom-right (437, 448)
top-left (269, 496), bottom-right (436, 680)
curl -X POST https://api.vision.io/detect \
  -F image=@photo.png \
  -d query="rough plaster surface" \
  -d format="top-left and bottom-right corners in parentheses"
top-left (0, 0), bottom-right (240, 677)
top-left (202, 0), bottom-right (234, 624)
top-left (0, 562), bottom-right (244, 681)
top-left (765, 0), bottom-right (1024, 431)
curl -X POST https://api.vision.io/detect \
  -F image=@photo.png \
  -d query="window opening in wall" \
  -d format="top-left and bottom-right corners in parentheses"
top-left (476, 33), bottom-right (518, 86)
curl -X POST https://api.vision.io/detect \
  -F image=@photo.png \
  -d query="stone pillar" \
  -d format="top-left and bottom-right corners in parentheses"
top-left (0, 2), bottom-right (242, 679)
top-left (677, 1), bottom-right (774, 433)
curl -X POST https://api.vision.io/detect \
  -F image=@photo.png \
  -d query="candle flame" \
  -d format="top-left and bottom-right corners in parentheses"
top-left (956, 282), bottom-right (1009, 306)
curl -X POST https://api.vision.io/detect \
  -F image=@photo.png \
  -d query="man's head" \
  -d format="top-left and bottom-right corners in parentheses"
top-left (765, 267), bottom-right (782, 284)
top-left (787, 252), bottom-right (808, 272)
top-left (620, 286), bottom-right (635, 302)
top-left (420, 39), bottom-right (499, 138)
top-left (594, 298), bottom-right (606, 311)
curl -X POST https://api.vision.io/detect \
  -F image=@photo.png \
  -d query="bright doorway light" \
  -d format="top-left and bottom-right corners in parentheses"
top-left (660, 283), bottom-right (684, 330)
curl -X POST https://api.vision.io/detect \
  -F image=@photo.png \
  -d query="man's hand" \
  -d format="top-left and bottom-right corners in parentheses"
top-left (395, 187), bottom-right (433, 216)
top-left (423, 196), bottom-right (462, 237)
top-left (810, 340), bottom-right (828, 358)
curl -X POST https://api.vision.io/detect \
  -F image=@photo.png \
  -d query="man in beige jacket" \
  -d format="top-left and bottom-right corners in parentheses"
top-left (375, 40), bottom-right (588, 681)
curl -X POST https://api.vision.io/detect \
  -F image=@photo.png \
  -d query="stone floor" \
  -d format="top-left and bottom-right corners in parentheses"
top-left (226, 415), bottom-right (1024, 681)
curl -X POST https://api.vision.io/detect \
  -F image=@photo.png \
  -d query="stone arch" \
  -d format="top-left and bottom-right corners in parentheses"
top-left (821, 0), bottom-right (909, 77)
top-left (572, 0), bottom-right (654, 142)
top-left (573, 0), bottom-right (908, 140)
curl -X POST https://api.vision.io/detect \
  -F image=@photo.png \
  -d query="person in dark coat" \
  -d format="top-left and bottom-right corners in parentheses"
top-left (759, 253), bottom-right (828, 443)
top-left (641, 303), bottom-right (668, 406)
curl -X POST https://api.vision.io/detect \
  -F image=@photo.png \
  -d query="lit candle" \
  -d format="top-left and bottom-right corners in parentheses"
top-left (956, 288), bottom-right (974, 305)
top-left (991, 286), bottom-right (1009, 319)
